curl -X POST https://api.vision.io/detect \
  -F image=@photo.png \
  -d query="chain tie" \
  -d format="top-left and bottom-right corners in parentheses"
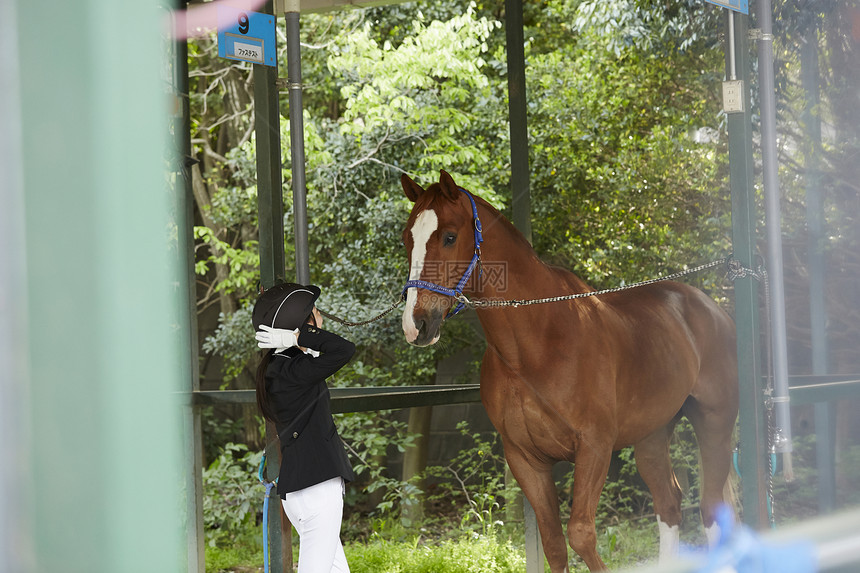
top-left (320, 256), bottom-right (739, 325)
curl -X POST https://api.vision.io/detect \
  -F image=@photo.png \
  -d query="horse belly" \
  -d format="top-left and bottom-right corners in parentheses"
top-left (613, 374), bottom-right (692, 448)
top-left (480, 366), bottom-right (610, 463)
top-left (611, 323), bottom-right (702, 446)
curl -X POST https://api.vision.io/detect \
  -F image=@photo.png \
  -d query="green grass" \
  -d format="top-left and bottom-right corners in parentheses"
top-left (347, 534), bottom-right (526, 573)
top-left (204, 519), bottom-right (667, 573)
top-left (205, 531), bottom-right (264, 573)
top-left (206, 530), bottom-right (526, 573)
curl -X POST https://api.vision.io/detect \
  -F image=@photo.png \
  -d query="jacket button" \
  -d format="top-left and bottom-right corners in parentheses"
top-left (292, 432), bottom-right (299, 439)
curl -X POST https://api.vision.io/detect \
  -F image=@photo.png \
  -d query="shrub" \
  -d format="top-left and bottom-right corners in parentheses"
top-left (202, 442), bottom-right (264, 547)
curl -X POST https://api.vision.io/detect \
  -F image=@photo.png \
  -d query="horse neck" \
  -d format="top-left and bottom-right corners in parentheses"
top-left (469, 201), bottom-right (590, 300)
top-left (466, 201), bottom-right (595, 360)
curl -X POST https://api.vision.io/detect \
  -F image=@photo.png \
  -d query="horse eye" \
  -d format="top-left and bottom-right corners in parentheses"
top-left (443, 233), bottom-right (457, 247)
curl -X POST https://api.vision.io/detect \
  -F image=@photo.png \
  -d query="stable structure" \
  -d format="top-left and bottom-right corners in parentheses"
top-left (5, 0), bottom-right (858, 572)
top-left (175, 1), bottom-right (860, 572)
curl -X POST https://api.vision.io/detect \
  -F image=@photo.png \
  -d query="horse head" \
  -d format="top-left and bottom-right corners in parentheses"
top-left (400, 170), bottom-right (481, 346)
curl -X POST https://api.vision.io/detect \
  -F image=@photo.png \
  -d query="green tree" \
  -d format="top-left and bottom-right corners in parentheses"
top-left (527, 0), bottom-right (731, 297)
top-left (191, 5), bottom-right (504, 517)
top-left (189, 0), bottom-right (859, 532)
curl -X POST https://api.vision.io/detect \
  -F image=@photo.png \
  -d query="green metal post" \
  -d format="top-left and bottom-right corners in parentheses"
top-left (725, 10), bottom-right (769, 528)
top-left (255, 2), bottom-right (287, 290)
top-left (254, 3), bottom-right (289, 571)
top-left (505, 0), bottom-right (540, 569)
top-left (505, 0), bottom-right (532, 243)
top-left (801, 19), bottom-right (836, 514)
top-left (16, 0), bottom-right (183, 570)
top-left (175, 23), bottom-right (206, 573)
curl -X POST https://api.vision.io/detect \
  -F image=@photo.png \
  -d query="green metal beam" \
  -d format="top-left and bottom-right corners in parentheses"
top-left (788, 378), bottom-right (860, 406)
top-left (190, 376), bottom-right (860, 413)
top-left (190, 385), bottom-right (482, 412)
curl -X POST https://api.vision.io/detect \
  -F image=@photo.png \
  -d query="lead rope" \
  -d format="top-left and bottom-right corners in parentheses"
top-left (456, 256), bottom-right (732, 309)
top-left (320, 257), bottom-right (734, 326)
top-left (318, 297), bottom-right (404, 327)
top-left (726, 257), bottom-right (779, 528)
top-left (258, 453), bottom-right (277, 573)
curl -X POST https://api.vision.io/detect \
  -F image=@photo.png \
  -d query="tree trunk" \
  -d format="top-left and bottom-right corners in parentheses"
top-left (401, 406), bottom-right (432, 526)
top-left (190, 162), bottom-right (236, 317)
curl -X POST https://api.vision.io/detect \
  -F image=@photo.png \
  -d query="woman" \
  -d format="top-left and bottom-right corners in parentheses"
top-left (253, 282), bottom-right (356, 573)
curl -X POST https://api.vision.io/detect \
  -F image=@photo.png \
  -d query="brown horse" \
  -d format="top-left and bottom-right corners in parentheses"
top-left (399, 170), bottom-right (738, 571)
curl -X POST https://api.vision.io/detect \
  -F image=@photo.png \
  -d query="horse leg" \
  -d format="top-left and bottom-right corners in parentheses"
top-left (633, 421), bottom-right (684, 563)
top-left (683, 395), bottom-right (736, 548)
top-left (505, 449), bottom-right (570, 573)
top-left (566, 446), bottom-right (612, 571)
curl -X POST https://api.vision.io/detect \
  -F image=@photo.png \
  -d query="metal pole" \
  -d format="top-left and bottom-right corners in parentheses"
top-left (505, 0), bottom-right (532, 244)
top-left (725, 9), bottom-right (769, 528)
top-left (756, 0), bottom-right (793, 456)
top-left (284, 0), bottom-right (310, 285)
top-left (728, 14), bottom-right (737, 80)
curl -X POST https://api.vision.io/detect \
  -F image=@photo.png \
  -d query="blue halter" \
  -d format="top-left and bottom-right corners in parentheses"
top-left (402, 188), bottom-right (484, 318)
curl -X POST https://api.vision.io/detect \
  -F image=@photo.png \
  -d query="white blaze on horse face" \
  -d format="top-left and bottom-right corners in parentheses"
top-left (402, 208), bottom-right (438, 343)
top-left (657, 516), bottom-right (680, 564)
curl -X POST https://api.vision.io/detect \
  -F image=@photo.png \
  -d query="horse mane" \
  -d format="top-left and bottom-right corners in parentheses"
top-left (470, 192), bottom-right (595, 294)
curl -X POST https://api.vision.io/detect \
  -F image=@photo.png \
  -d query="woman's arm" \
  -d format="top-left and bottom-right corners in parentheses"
top-left (290, 323), bottom-right (356, 381)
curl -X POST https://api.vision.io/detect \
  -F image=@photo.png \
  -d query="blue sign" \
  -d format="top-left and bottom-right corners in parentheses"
top-left (704, 0), bottom-right (748, 14)
top-left (217, 6), bottom-right (276, 67)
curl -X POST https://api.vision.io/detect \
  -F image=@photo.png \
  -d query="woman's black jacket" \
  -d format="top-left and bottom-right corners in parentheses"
top-left (265, 323), bottom-right (356, 496)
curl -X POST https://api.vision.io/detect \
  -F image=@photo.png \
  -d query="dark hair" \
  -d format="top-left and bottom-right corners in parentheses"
top-left (254, 310), bottom-right (318, 424)
top-left (255, 349), bottom-right (277, 423)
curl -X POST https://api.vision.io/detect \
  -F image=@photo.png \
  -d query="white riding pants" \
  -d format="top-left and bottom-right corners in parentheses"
top-left (280, 477), bottom-right (349, 573)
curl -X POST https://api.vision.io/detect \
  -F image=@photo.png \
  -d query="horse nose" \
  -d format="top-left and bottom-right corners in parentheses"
top-left (410, 311), bottom-right (442, 346)
top-left (415, 317), bottom-right (431, 339)
top-left (402, 291), bottom-right (442, 346)
top-left (407, 315), bottom-right (431, 345)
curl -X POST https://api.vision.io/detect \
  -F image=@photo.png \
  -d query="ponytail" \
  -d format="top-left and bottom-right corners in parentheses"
top-left (255, 349), bottom-right (277, 423)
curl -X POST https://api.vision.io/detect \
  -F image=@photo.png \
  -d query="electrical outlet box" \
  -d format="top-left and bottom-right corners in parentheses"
top-left (722, 80), bottom-right (745, 113)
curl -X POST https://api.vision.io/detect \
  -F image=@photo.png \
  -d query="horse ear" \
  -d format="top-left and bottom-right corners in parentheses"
top-left (438, 170), bottom-right (460, 201)
top-left (401, 173), bottom-right (424, 203)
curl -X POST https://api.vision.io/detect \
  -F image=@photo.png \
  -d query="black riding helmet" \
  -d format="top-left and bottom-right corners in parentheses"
top-left (252, 283), bottom-right (321, 331)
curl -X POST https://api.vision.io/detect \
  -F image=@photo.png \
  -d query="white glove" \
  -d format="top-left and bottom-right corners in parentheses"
top-left (256, 325), bottom-right (300, 349)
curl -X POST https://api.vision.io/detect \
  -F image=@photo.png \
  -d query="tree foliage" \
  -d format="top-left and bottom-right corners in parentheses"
top-left (528, 0), bottom-right (730, 291)
top-left (187, 0), bottom-right (859, 523)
